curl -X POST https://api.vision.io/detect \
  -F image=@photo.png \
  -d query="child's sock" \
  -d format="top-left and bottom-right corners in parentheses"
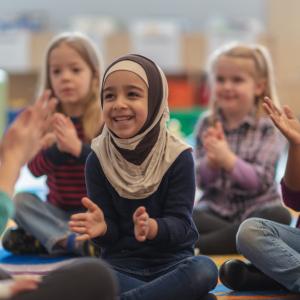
top-left (219, 259), bottom-right (285, 291)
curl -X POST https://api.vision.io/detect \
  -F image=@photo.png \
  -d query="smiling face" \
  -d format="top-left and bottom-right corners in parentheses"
top-left (102, 70), bottom-right (148, 139)
top-left (48, 42), bottom-right (94, 116)
top-left (212, 56), bottom-right (265, 120)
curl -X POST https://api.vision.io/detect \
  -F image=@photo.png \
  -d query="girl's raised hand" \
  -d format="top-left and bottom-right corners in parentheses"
top-left (69, 197), bottom-right (107, 241)
top-left (263, 97), bottom-right (300, 145)
top-left (0, 90), bottom-right (57, 166)
top-left (52, 113), bottom-right (82, 156)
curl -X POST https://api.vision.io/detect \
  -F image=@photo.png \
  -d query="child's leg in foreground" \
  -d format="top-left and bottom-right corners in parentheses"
top-left (117, 256), bottom-right (218, 300)
top-left (236, 218), bottom-right (300, 292)
top-left (11, 193), bottom-right (71, 254)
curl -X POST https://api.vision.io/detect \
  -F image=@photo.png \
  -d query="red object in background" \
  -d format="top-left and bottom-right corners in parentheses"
top-left (167, 78), bottom-right (196, 109)
top-left (198, 73), bottom-right (210, 107)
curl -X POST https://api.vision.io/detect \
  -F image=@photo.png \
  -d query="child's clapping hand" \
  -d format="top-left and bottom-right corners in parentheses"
top-left (202, 122), bottom-right (236, 171)
top-left (133, 207), bottom-right (158, 242)
top-left (52, 113), bottom-right (82, 157)
top-left (69, 197), bottom-right (107, 241)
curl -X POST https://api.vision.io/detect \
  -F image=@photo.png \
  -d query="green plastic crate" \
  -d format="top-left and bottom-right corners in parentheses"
top-left (169, 107), bottom-right (206, 137)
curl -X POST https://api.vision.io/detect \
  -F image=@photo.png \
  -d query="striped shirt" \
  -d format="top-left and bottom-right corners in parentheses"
top-left (28, 117), bottom-right (91, 210)
top-left (195, 110), bottom-right (284, 221)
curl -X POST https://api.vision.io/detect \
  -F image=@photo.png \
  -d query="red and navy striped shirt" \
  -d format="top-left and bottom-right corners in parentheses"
top-left (28, 117), bottom-right (91, 211)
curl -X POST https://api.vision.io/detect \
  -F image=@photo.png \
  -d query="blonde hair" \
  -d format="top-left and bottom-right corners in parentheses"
top-left (207, 42), bottom-right (279, 121)
top-left (39, 32), bottom-right (103, 142)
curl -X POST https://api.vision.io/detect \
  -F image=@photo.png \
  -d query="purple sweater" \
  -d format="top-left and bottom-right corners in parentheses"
top-left (281, 180), bottom-right (300, 228)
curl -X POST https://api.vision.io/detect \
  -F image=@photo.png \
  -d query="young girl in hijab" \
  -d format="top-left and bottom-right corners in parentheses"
top-left (69, 54), bottom-right (218, 300)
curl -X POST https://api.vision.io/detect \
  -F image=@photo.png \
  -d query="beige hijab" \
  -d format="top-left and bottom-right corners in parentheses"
top-left (91, 54), bottom-right (191, 199)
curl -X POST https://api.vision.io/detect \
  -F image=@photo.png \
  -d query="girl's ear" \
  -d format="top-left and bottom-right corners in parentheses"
top-left (255, 79), bottom-right (266, 97)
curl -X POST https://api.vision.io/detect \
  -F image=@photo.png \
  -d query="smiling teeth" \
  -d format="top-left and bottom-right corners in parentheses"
top-left (115, 116), bottom-right (131, 121)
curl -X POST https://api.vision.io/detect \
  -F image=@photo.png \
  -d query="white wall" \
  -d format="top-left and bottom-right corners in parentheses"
top-left (1, 0), bottom-right (265, 30)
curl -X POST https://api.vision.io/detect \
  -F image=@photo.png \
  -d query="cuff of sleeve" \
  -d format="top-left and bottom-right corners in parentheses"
top-left (147, 218), bottom-right (168, 244)
top-left (92, 220), bottom-right (116, 246)
top-left (281, 179), bottom-right (300, 197)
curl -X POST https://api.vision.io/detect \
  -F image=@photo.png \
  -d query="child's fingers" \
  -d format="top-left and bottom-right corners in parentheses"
top-left (215, 122), bottom-right (225, 139)
top-left (70, 213), bottom-right (88, 221)
top-left (35, 90), bottom-right (51, 110)
top-left (262, 102), bottom-right (273, 116)
top-left (137, 220), bottom-right (147, 228)
top-left (136, 233), bottom-right (146, 242)
top-left (133, 206), bottom-right (146, 221)
top-left (75, 234), bottom-right (91, 241)
top-left (283, 105), bottom-right (295, 119)
top-left (263, 97), bottom-right (281, 116)
top-left (81, 197), bottom-right (99, 213)
top-left (69, 226), bottom-right (87, 234)
top-left (65, 117), bottom-right (75, 127)
top-left (69, 220), bottom-right (87, 228)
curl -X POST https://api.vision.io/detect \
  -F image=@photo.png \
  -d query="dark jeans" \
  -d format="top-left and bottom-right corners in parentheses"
top-left (111, 256), bottom-right (218, 300)
top-left (193, 205), bottom-right (292, 254)
top-left (2, 258), bottom-right (117, 300)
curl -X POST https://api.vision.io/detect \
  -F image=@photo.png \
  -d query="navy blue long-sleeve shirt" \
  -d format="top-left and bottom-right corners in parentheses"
top-left (85, 149), bottom-right (198, 266)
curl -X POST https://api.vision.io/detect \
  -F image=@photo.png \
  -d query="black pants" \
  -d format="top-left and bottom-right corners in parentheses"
top-left (193, 205), bottom-right (292, 255)
top-left (0, 258), bottom-right (117, 300)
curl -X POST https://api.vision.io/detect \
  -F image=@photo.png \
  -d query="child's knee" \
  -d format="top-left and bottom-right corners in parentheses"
top-left (237, 218), bottom-right (267, 254)
top-left (190, 256), bottom-right (218, 291)
top-left (13, 193), bottom-right (37, 212)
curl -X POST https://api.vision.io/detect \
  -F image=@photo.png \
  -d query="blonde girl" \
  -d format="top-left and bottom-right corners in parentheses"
top-left (3, 32), bottom-right (103, 256)
top-left (193, 43), bottom-right (291, 254)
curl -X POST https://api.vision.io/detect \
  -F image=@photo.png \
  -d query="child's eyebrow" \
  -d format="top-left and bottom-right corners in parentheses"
top-left (126, 85), bottom-right (145, 92)
top-left (103, 87), bottom-right (115, 92)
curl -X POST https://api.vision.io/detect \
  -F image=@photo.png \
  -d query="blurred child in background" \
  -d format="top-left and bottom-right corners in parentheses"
top-left (193, 43), bottom-right (291, 254)
top-left (3, 32), bottom-right (103, 256)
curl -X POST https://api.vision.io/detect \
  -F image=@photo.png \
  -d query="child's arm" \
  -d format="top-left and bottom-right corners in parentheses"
top-left (206, 121), bottom-right (279, 192)
top-left (83, 152), bottom-right (121, 246)
top-left (263, 97), bottom-right (300, 210)
top-left (0, 91), bottom-right (56, 231)
top-left (228, 123), bottom-right (280, 192)
top-left (264, 97), bottom-right (300, 190)
top-left (142, 150), bottom-right (197, 246)
top-left (195, 118), bottom-right (221, 187)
